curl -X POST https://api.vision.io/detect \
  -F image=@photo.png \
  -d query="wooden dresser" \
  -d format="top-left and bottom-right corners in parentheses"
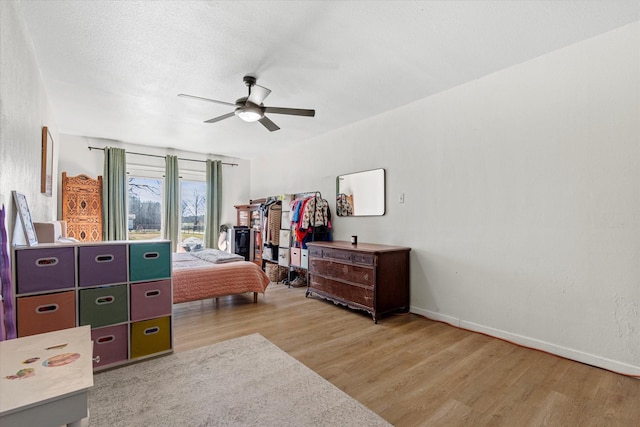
top-left (306, 241), bottom-right (410, 323)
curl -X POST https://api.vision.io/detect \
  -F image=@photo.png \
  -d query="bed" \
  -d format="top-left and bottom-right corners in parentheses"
top-left (172, 249), bottom-right (270, 304)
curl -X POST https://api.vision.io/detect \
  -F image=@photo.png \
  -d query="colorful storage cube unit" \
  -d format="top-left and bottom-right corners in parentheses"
top-left (15, 246), bottom-right (75, 294)
top-left (130, 279), bottom-right (172, 322)
top-left (78, 244), bottom-right (128, 287)
top-left (290, 247), bottom-right (302, 267)
top-left (129, 242), bottom-right (171, 282)
top-left (91, 323), bottom-right (128, 369)
top-left (16, 291), bottom-right (76, 337)
top-left (130, 316), bottom-right (171, 359)
top-left (79, 284), bottom-right (128, 328)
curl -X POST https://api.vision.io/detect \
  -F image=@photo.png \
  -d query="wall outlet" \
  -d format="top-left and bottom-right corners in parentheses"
top-left (398, 192), bottom-right (405, 204)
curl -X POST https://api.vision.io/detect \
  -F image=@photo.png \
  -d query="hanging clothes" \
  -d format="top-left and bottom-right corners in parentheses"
top-left (266, 203), bottom-right (282, 246)
top-left (290, 195), bottom-right (332, 249)
top-left (300, 197), bottom-right (329, 229)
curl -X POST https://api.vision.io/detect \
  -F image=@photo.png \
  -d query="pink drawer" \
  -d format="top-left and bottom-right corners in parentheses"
top-left (290, 247), bottom-right (301, 267)
top-left (92, 324), bottom-right (128, 369)
top-left (17, 291), bottom-right (76, 337)
top-left (130, 279), bottom-right (172, 321)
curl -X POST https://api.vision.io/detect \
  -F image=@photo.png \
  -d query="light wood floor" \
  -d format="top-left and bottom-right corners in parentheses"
top-left (173, 283), bottom-right (640, 427)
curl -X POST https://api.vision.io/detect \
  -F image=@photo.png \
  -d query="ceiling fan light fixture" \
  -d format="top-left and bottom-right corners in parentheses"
top-left (236, 110), bottom-right (262, 122)
top-left (235, 103), bottom-right (263, 122)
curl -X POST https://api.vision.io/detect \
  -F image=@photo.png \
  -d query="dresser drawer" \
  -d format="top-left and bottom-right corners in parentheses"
top-left (17, 291), bottom-right (76, 337)
top-left (309, 276), bottom-right (374, 309)
top-left (79, 284), bottom-right (128, 328)
top-left (130, 280), bottom-right (172, 321)
top-left (322, 248), bottom-right (352, 262)
top-left (309, 247), bottom-right (323, 258)
top-left (15, 247), bottom-right (75, 294)
top-left (309, 258), bottom-right (374, 287)
top-left (353, 253), bottom-right (374, 266)
top-left (78, 244), bottom-right (128, 287)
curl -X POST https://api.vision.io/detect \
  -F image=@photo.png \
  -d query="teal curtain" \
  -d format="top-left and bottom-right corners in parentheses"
top-left (204, 160), bottom-right (222, 248)
top-left (102, 147), bottom-right (127, 240)
top-left (163, 155), bottom-right (180, 252)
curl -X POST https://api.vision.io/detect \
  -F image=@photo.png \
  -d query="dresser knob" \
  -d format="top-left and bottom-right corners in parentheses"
top-left (93, 356), bottom-right (101, 364)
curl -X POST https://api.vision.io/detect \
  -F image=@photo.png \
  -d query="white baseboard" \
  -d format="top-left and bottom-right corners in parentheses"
top-left (410, 306), bottom-right (640, 378)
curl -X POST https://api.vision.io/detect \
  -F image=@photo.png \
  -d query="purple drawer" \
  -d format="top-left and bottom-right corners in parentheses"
top-left (78, 244), bottom-right (127, 287)
top-left (130, 279), bottom-right (172, 321)
top-left (91, 324), bottom-right (128, 369)
top-left (16, 247), bottom-right (75, 294)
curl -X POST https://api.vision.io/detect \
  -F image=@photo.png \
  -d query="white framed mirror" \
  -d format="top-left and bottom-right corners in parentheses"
top-left (336, 168), bottom-right (385, 216)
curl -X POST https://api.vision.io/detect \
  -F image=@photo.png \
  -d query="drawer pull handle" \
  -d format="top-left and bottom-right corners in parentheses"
top-left (145, 290), bottom-right (161, 298)
top-left (143, 252), bottom-right (160, 259)
top-left (35, 303), bottom-right (59, 313)
top-left (36, 257), bottom-right (58, 267)
top-left (95, 254), bottom-right (114, 263)
top-left (96, 335), bottom-right (115, 344)
top-left (95, 296), bottom-right (114, 305)
top-left (144, 326), bottom-right (160, 335)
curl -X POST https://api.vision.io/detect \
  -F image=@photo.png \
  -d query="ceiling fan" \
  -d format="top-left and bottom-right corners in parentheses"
top-left (178, 75), bottom-right (315, 132)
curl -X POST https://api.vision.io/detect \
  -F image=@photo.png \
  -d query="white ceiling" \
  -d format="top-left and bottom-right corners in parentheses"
top-left (17, 1), bottom-right (640, 160)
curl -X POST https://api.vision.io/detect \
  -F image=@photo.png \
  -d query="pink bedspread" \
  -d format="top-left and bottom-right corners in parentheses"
top-left (172, 253), bottom-right (270, 304)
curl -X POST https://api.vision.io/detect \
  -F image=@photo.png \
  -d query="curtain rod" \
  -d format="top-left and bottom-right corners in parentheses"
top-left (88, 146), bottom-right (238, 167)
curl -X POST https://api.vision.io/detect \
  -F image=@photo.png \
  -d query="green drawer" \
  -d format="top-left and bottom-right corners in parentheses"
top-left (129, 242), bottom-right (171, 282)
top-left (79, 284), bottom-right (128, 328)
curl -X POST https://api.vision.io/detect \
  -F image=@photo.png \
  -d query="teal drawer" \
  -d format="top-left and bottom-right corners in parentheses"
top-left (79, 284), bottom-right (128, 328)
top-left (129, 242), bottom-right (171, 282)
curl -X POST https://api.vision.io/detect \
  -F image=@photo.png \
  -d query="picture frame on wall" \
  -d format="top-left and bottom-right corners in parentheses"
top-left (41, 126), bottom-right (53, 197)
top-left (12, 191), bottom-right (38, 247)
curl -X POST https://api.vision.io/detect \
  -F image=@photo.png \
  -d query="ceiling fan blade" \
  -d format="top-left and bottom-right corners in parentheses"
top-left (204, 111), bottom-right (236, 123)
top-left (258, 116), bottom-right (280, 132)
top-left (178, 93), bottom-right (236, 107)
top-left (247, 85), bottom-right (271, 105)
top-left (263, 107), bottom-right (315, 117)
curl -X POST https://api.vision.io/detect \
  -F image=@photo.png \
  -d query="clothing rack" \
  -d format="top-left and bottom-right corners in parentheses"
top-left (88, 146), bottom-right (238, 166)
top-left (293, 190), bottom-right (322, 200)
top-left (285, 190), bottom-right (332, 288)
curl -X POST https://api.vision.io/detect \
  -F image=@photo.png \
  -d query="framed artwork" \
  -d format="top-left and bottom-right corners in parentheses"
top-left (12, 191), bottom-right (38, 247)
top-left (41, 126), bottom-right (53, 196)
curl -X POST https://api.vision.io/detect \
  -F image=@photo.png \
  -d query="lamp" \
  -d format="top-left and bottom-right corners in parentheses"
top-left (235, 103), bottom-right (263, 122)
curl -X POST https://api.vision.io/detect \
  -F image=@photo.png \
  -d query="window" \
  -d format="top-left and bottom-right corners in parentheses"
top-left (180, 180), bottom-right (206, 252)
top-left (128, 177), bottom-right (162, 240)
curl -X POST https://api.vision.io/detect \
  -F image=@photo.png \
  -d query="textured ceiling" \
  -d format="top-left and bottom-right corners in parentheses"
top-left (17, 1), bottom-right (640, 159)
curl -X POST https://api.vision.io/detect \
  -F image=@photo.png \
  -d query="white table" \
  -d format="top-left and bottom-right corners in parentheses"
top-left (0, 326), bottom-right (93, 427)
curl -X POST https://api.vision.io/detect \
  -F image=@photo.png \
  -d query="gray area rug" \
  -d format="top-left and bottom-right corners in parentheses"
top-left (88, 333), bottom-right (391, 426)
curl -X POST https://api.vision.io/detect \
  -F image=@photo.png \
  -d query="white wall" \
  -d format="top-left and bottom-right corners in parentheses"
top-left (252, 22), bottom-right (640, 375)
top-left (0, 1), bottom-right (58, 239)
top-left (58, 134), bottom-right (251, 229)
